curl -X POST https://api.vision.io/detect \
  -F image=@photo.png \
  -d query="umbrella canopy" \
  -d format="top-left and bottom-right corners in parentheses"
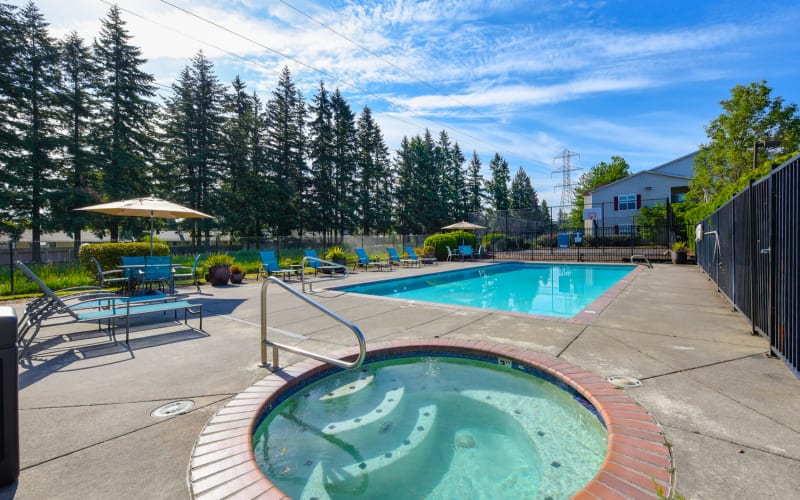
top-left (441, 221), bottom-right (486, 231)
top-left (76, 197), bottom-right (214, 253)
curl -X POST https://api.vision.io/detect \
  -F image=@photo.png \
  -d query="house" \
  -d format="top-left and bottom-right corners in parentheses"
top-left (583, 151), bottom-right (698, 234)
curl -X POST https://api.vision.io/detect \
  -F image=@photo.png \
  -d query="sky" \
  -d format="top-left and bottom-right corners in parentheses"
top-left (15, 0), bottom-right (800, 207)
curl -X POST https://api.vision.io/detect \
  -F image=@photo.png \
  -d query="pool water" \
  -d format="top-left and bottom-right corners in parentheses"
top-left (253, 356), bottom-right (608, 499)
top-left (336, 262), bottom-right (635, 318)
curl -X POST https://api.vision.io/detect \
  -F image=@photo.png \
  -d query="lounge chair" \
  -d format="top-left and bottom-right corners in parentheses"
top-left (303, 249), bottom-right (344, 276)
top-left (173, 254), bottom-right (202, 293)
top-left (257, 251), bottom-right (298, 281)
top-left (353, 248), bottom-right (389, 271)
top-left (404, 246), bottom-right (435, 266)
top-left (15, 261), bottom-right (201, 357)
top-left (386, 247), bottom-right (413, 267)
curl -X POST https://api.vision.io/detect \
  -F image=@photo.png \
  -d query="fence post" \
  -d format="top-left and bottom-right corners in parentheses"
top-left (7, 242), bottom-right (13, 296)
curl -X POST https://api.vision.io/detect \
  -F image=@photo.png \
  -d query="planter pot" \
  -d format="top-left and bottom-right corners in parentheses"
top-left (230, 272), bottom-right (245, 284)
top-left (671, 251), bottom-right (688, 264)
top-left (208, 265), bottom-right (231, 286)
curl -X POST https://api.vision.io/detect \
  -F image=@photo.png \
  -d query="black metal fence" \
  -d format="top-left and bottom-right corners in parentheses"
top-left (696, 154), bottom-right (799, 375)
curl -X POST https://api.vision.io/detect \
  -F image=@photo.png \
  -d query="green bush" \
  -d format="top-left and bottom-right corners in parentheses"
top-left (423, 233), bottom-right (457, 261)
top-left (447, 230), bottom-right (476, 247)
top-left (204, 253), bottom-right (235, 268)
top-left (482, 232), bottom-right (505, 249)
top-left (534, 234), bottom-right (558, 248)
top-left (78, 242), bottom-right (169, 273)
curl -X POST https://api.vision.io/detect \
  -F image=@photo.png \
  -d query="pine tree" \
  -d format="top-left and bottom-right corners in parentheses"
top-left (356, 106), bottom-right (391, 234)
top-left (331, 88), bottom-right (358, 240)
top-left (0, 2), bottom-right (22, 238)
top-left (5, 2), bottom-right (62, 261)
top-left (221, 76), bottom-right (263, 241)
top-left (307, 81), bottom-right (335, 244)
top-left (466, 150), bottom-right (484, 216)
top-left (264, 67), bottom-right (305, 237)
top-left (486, 153), bottom-right (511, 212)
top-left (49, 31), bottom-right (99, 257)
top-left (92, 4), bottom-right (157, 241)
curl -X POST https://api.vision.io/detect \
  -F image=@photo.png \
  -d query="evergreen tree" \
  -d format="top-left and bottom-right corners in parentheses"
top-left (307, 81), bottom-right (335, 243)
top-left (509, 166), bottom-right (538, 210)
top-left (486, 153), bottom-right (511, 212)
top-left (331, 88), bottom-right (359, 240)
top-left (0, 2), bottom-right (23, 238)
top-left (49, 31), bottom-right (99, 257)
top-left (4, 2), bottom-right (62, 261)
top-left (264, 66), bottom-right (306, 237)
top-left (92, 4), bottom-right (157, 241)
top-left (356, 106), bottom-right (391, 234)
top-left (466, 150), bottom-right (484, 216)
top-left (221, 76), bottom-right (263, 241)
top-left (393, 136), bottom-right (415, 233)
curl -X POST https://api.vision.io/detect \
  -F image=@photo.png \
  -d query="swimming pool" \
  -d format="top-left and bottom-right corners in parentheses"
top-left (252, 355), bottom-right (608, 499)
top-left (336, 262), bottom-right (636, 318)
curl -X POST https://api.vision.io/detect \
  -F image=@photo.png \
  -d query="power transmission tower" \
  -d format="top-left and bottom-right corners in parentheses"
top-left (553, 148), bottom-right (581, 206)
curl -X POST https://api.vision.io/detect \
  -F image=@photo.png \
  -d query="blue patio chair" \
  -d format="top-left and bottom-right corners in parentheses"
top-left (354, 248), bottom-right (389, 271)
top-left (303, 249), bottom-right (342, 276)
top-left (258, 251), bottom-right (298, 281)
top-left (91, 257), bottom-right (129, 289)
top-left (173, 254), bottom-right (202, 293)
top-left (142, 255), bottom-right (173, 294)
top-left (446, 246), bottom-right (455, 261)
top-left (458, 245), bottom-right (474, 261)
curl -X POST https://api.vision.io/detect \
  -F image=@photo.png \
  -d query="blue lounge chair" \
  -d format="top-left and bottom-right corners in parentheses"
top-left (354, 248), bottom-right (389, 271)
top-left (386, 247), bottom-right (412, 267)
top-left (405, 246), bottom-right (435, 266)
top-left (303, 249), bottom-right (343, 276)
top-left (258, 251), bottom-right (298, 281)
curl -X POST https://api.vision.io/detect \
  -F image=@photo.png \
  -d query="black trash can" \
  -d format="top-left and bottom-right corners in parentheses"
top-left (0, 306), bottom-right (19, 486)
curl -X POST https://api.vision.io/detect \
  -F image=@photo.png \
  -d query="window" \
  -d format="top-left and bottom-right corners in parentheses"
top-left (618, 194), bottom-right (637, 211)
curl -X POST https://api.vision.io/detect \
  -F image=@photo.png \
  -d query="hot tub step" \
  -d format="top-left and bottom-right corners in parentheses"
top-left (322, 386), bottom-right (405, 435)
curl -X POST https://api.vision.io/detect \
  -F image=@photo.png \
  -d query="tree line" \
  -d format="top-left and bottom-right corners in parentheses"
top-left (0, 2), bottom-right (547, 262)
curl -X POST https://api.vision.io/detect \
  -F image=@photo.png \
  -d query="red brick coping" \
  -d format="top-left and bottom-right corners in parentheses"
top-left (189, 339), bottom-right (674, 499)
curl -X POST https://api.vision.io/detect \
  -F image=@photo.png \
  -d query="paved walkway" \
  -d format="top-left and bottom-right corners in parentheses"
top-left (3, 262), bottom-right (799, 499)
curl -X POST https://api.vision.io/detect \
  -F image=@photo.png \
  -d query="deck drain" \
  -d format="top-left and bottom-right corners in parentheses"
top-left (151, 400), bottom-right (194, 418)
top-left (606, 375), bottom-right (642, 388)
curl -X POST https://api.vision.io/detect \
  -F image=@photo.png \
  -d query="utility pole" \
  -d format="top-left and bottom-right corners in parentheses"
top-left (552, 148), bottom-right (581, 207)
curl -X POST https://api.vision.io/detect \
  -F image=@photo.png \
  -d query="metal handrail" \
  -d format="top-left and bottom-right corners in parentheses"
top-left (260, 276), bottom-right (365, 371)
top-left (300, 255), bottom-right (348, 293)
top-left (630, 254), bottom-right (653, 269)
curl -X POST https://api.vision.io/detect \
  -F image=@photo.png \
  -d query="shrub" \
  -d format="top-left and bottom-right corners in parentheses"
top-left (325, 246), bottom-right (347, 261)
top-left (423, 233), bottom-right (457, 261)
top-left (447, 230), bottom-right (476, 247)
top-left (481, 232), bottom-right (505, 249)
top-left (229, 264), bottom-right (244, 275)
top-left (78, 242), bottom-right (169, 273)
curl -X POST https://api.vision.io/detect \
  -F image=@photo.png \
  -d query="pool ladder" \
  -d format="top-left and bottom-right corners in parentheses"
top-left (260, 276), bottom-right (366, 371)
top-left (630, 254), bottom-right (653, 269)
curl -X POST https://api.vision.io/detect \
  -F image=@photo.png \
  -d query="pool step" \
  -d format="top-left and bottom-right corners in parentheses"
top-left (300, 404), bottom-right (437, 497)
top-left (321, 386), bottom-right (405, 435)
top-left (319, 373), bottom-right (375, 401)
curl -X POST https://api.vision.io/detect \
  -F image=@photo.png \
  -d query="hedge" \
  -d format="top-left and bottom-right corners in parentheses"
top-left (78, 242), bottom-right (170, 274)
top-left (423, 233), bottom-right (458, 261)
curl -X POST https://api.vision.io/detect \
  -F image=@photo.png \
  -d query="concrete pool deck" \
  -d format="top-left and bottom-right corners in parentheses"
top-left (3, 262), bottom-right (800, 499)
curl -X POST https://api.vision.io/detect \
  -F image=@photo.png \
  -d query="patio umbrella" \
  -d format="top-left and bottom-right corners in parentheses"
top-left (76, 196), bottom-right (214, 254)
top-left (441, 221), bottom-right (486, 247)
top-left (441, 221), bottom-right (486, 231)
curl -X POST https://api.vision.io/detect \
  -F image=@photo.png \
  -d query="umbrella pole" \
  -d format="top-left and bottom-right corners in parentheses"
top-left (150, 213), bottom-right (154, 255)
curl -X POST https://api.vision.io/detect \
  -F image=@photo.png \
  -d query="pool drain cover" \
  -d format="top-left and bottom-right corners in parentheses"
top-left (606, 375), bottom-right (642, 388)
top-left (151, 400), bottom-right (195, 418)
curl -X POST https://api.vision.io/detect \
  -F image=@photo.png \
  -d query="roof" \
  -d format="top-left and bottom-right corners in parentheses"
top-left (588, 151), bottom-right (698, 195)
